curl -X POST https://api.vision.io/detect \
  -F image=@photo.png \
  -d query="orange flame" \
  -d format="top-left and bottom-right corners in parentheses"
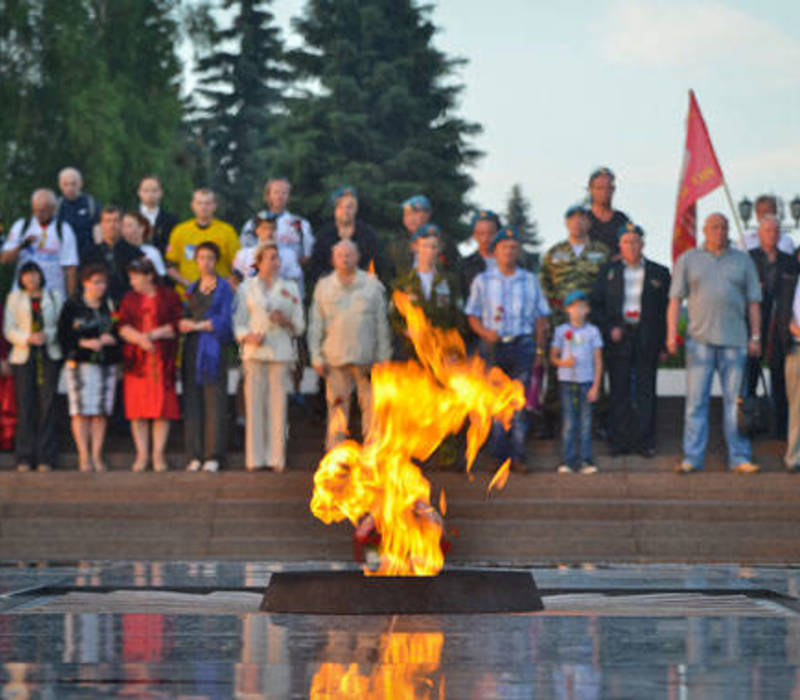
top-left (438, 489), bottom-right (447, 517)
top-left (487, 458), bottom-right (511, 494)
top-left (310, 291), bottom-right (525, 576)
top-left (309, 632), bottom-right (445, 700)
top-left (368, 259), bottom-right (376, 276)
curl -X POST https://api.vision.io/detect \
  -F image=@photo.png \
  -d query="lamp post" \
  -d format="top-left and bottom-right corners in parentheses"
top-left (791, 195), bottom-right (800, 229)
top-left (738, 197), bottom-right (753, 227)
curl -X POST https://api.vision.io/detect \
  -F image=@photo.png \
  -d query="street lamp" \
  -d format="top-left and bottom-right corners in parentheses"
top-left (791, 195), bottom-right (800, 229)
top-left (738, 197), bottom-right (753, 226)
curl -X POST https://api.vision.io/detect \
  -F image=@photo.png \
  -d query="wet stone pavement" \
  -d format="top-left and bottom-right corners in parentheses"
top-left (1, 561), bottom-right (800, 698)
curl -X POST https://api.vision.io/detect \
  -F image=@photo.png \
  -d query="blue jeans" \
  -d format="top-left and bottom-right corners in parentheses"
top-left (684, 338), bottom-right (752, 470)
top-left (559, 382), bottom-right (593, 468)
top-left (479, 336), bottom-right (535, 462)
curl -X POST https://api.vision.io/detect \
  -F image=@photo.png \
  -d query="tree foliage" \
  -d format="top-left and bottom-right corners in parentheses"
top-left (269, 0), bottom-right (482, 240)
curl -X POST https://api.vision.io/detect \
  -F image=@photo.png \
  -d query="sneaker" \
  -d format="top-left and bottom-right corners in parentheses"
top-left (15, 463), bottom-right (31, 473)
top-left (787, 464), bottom-right (800, 473)
top-left (580, 464), bottom-right (598, 475)
top-left (35, 464), bottom-right (51, 473)
top-left (186, 459), bottom-right (202, 472)
top-left (675, 460), bottom-right (698, 474)
top-left (557, 464), bottom-right (573, 474)
top-left (202, 460), bottom-right (219, 473)
top-left (732, 461), bottom-right (760, 474)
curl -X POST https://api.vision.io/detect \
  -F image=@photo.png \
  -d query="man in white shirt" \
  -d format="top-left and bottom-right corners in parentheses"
top-left (1, 189), bottom-right (78, 297)
top-left (308, 239), bottom-right (391, 450)
top-left (240, 178), bottom-right (315, 264)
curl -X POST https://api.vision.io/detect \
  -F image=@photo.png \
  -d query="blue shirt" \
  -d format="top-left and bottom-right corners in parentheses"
top-left (552, 322), bottom-right (603, 383)
top-left (465, 267), bottom-right (550, 337)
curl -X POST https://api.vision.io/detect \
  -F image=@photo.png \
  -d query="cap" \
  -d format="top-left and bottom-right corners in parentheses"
top-left (470, 209), bottom-right (501, 229)
top-left (410, 223), bottom-right (441, 243)
top-left (564, 204), bottom-right (588, 219)
top-left (618, 221), bottom-right (644, 238)
top-left (330, 186), bottom-right (357, 205)
top-left (564, 290), bottom-right (588, 307)
top-left (254, 210), bottom-right (278, 225)
top-left (401, 194), bottom-right (432, 212)
top-left (490, 226), bottom-right (520, 251)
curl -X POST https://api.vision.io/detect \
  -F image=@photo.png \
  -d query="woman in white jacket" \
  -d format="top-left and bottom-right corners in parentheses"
top-left (2, 261), bottom-right (63, 471)
top-left (233, 241), bottom-right (305, 471)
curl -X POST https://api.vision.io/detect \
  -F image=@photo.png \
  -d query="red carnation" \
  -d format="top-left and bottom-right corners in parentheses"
top-left (564, 330), bottom-right (573, 341)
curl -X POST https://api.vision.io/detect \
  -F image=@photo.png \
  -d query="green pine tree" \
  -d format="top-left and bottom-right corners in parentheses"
top-left (0, 0), bottom-right (189, 219)
top-left (505, 183), bottom-right (542, 268)
top-left (270, 0), bottom-right (482, 241)
top-left (191, 0), bottom-right (287, 225)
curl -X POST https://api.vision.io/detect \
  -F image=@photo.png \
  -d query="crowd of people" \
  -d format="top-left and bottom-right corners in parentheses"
top-left (0, 166), bottom-right (797, 476)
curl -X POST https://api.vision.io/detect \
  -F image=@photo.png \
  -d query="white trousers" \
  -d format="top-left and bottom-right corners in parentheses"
top-left (243, 360), bottom-right (290, 470)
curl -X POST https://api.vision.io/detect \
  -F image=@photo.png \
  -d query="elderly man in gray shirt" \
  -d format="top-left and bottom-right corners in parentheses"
top-left (667, 213), bottom-right (762, 474)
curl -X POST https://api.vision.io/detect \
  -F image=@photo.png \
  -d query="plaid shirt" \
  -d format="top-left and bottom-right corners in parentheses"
top-left (465, 267), bottom-right (550, 337)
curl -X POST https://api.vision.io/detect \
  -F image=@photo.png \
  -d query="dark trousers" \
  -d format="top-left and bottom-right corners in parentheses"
top-left (747, 349), bottom-right (787, 438)
top-left (479, 336), bottom-right (535, 462)
top-left (606, 326), bottom-right (658, 452)
top-left (182, 343), bottom-right (229, 463)
top-left (12, 353), bottom-right (60, 467)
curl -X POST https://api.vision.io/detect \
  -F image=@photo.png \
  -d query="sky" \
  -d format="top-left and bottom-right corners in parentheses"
top-left (265, 0), bottom-right (800, 265)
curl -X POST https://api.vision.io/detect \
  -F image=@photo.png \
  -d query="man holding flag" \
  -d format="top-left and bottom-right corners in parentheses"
top-left (668, 90), bottom-right (762, 474)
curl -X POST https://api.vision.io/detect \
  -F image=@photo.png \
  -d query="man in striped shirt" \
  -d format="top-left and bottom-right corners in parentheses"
top-left (465, 227), bottom-right (550, 473)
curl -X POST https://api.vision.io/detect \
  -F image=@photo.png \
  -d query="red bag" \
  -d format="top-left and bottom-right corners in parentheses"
top-left (0, 374), bottom-right (17, 450)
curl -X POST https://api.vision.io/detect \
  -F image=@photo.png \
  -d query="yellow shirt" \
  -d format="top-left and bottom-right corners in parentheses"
top-left (166, 218), bottom-right (240, 296)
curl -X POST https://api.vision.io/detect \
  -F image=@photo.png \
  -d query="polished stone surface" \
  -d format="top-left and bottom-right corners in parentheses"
top-left (2, 561), bottom-right (800, 697)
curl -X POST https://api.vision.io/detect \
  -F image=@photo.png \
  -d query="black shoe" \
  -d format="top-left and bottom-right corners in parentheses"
top-left (509, 459), bottom-right (530, 474)
top-left (638, 447), bottom-right (656, 459)
top-left (609, 447), bottom-right (629, 457)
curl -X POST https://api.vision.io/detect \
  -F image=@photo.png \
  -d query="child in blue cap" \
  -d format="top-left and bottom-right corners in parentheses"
top-left (550, 289), bottom-right (604, 474)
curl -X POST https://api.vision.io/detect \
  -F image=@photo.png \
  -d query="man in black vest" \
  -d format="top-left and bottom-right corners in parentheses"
top-left (748, 214), bottom-right (799, 438)
top-left (137, 175), bottom-right (178, 256)
top-left (591, 223), bottom-right (670, 456)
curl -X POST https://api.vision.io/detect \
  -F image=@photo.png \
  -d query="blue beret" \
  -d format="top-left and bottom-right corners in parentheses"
top-left (490, 226), bottom-right (520, 251)
top-left (401, 194), bottom-right (432, 212)
top-left (564, 204), bottom-right (588, 219)
top-left (254, 210), bottom-right (278, 224)
top-left (618, 221), bottom-right (644, 238)
top-left (470, 209), bottom-right (501, 229)
top-left (330, 186), bottom-right (357, 205)
top-left (564, 290), bottom-right (589, 308)
top-left (410, 223), bottom-right (441, 243)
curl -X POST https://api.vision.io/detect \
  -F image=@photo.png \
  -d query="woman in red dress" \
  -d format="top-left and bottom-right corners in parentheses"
top-left (118, 258), bottom-right (182, 471)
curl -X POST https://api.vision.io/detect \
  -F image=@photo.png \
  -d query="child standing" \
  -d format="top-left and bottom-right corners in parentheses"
top-left (550, 290), bottom-right (603, 474)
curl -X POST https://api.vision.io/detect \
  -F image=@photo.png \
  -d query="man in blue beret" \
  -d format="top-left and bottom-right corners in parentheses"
top-left (590, 222), bottom-right (670, 457)
top-left (465, 227), bottom-right (551, 473)
top-left (389, 194), bottom-right (462, 281)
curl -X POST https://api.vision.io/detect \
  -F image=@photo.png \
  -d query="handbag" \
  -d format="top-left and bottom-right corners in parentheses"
top-left (737, 361), bottom-right (770, 437)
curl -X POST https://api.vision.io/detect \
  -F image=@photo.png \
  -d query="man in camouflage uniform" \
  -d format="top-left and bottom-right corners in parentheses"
top-left (389, 223), bottom-right (462, 359)
top-left (539, 205), bottom-right (610, 436)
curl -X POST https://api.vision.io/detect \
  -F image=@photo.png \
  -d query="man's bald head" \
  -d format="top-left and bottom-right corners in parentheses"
top-left (58, 167), bottom-right (83, 200)
top-left (332, 239), bottom-right (359, 275)
top-left (31, 188), bottom-right (57, 223)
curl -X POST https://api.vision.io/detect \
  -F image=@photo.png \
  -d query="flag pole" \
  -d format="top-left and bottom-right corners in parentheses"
top-left (721, 178), bottom-right (747, 249)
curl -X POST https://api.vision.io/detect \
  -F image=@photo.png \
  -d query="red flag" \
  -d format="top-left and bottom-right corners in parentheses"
top-left (672, 90), bottom-right (724, 262)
